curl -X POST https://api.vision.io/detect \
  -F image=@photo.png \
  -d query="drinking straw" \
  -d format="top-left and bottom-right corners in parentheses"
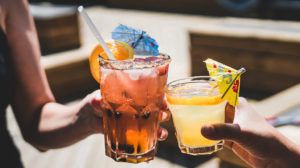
top-left (78, 6), bottom-right (114, 59)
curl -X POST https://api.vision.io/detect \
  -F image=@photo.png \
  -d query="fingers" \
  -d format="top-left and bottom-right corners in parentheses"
top-left (158, 95), bottom-right (170, 140)
top-left (89, 90), bottom-right (103, 117)
top-left (157, 127), bottom-right (168, 141)
top-left (159, 96), bottom-right (171, 122)
top-left (92, 116), bottom-right (104, 134)
top-left (225, 140), bottom-right (248, 157)
top-left (159, 109), bottom-right (171, 122)
top-left (224, 140), bottom-right (267, 168)
top-left (91, 96), bottom-right (101, 111)
top-left (201, 123), bottom-right (241, 141)
top-left (224, 140), bottom-right (254, 166)
top-left (162, 96), bottom-right (168, 110)
top-left (202, 123), bottom-right (266, 160)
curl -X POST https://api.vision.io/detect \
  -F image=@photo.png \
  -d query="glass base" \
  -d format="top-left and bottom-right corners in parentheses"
top-left (179, 141), bottom-right (223, 155)
top-left (105, 144), bottom-right (157, 163)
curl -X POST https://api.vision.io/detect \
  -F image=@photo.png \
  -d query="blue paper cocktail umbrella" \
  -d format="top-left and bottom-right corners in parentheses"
top-left (112, 24), bottom-right (159, 56)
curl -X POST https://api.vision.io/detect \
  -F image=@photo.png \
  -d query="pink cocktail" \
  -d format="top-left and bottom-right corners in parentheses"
top-left (99, 54), bottom-right (171, 163)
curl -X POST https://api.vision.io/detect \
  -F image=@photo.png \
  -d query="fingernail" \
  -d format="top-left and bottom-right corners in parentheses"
top-left (159, 130), bottom-right (165, 139)
top-left (91, 98), bottom-right (97, 105)
top-left (161, 111), bottom-right (168, 121)
top-left (91, 98), bottom-right (100, 107)
top-left (201, 125), bottom-right (215, 136)
top-left (158, 128), bottom-right (168, 140)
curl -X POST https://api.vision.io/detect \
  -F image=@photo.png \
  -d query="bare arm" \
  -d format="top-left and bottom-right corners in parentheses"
top-left (3, 0), bottom-right (169, 151)
top-left (5, 0), bottom-right (102, 150)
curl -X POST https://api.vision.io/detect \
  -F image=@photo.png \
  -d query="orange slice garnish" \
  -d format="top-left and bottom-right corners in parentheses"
top-left (89, 40), bottom-right (134, 83)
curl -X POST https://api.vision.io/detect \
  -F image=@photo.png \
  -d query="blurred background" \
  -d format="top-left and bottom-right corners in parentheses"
top-left (6, 0), bottom-right (300, 168)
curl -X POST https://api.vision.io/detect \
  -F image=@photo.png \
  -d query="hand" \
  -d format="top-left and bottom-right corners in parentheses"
top-left (157, 96), bottom-right (171, 141)
top-left (201, 97), bottom-right (300, 168)
top-left (85, 90), bottom-right (170, 141)
top-left (75, 90), bottom-right (104, 134)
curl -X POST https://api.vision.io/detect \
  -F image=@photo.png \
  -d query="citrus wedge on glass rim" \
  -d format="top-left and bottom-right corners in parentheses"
top-left (89, 40), bottom-right (134, 83)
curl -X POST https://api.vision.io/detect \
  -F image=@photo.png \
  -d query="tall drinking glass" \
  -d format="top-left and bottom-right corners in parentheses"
top-left (166, 76), bottom-right (226, 155)
top-left (99, 54), bottom-right (171, 163)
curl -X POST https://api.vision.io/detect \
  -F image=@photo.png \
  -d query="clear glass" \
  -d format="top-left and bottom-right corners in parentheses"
top-left (166, 76), bottom-right (226, 155)
top-left (99, 54), bottom-right (171, 163)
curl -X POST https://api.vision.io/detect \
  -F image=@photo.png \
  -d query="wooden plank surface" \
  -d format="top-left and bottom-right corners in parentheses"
top-left (190, 32), bottom-right (300, 96)
top-left (31, 4), bottom-right (81, 54)
top-left (41, 45), bottom-right (99, 102)
top-left (190, 33), bottom-right (300, 57)
top-left (107, 0), bottom-right (231, 15)
top-left (253, 84), bottom-right (300, 117)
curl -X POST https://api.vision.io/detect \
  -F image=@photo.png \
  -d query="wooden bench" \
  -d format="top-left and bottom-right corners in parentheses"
top-left (30, 4), bottom-right (81, 55)
top-left (107, 0), bottom-right (233, 15)
top-left (41, 46), bottom-right (98, 102)
top-left (190, 30), bottom-right (300, 99)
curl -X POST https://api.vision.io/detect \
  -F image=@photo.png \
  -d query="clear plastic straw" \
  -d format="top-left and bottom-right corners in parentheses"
top-left (78, 6), bottom-right (114, 60)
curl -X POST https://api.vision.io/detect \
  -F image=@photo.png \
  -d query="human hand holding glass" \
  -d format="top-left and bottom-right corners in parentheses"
top-left (201, 97), bottom-right (300, 168)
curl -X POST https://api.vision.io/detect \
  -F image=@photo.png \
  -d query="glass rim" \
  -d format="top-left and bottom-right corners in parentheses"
top-left (165, 76), bottom-right (219, 96)
top-left (98, 53), bottom-right (171, 70)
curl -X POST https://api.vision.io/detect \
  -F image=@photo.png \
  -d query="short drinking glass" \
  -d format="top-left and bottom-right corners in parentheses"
top-left (166, 76), bottom-right (226, 155)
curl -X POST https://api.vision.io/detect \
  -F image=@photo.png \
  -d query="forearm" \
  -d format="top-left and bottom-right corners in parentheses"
top-left (26, 102), bottom-right (94, 150)
top-left (5, 0), bottom-right (100, 150)
top-left (281, 141), bottom-right (300, 167)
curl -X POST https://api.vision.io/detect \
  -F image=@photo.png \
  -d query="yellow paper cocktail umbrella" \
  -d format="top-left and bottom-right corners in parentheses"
top-left (205, 59), bottom-right (246, 107)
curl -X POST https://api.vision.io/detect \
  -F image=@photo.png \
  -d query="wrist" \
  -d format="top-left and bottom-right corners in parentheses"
top-left (276, 143), bottom-right (300, 168)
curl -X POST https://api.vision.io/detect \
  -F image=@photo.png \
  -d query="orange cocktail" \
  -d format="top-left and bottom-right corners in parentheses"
top-left (166, 76), bottom-right (226, 155)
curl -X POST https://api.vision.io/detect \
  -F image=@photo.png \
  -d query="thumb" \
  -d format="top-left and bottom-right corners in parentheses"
top-left (91, 93), bottom-right (102, 111)
top-left (89, 90), bottom-right (103, 117)
top-left (201, 123), bottom-right (242, 141)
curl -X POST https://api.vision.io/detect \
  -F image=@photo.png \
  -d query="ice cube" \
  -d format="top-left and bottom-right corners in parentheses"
top-left (125, 69), bottom-right (141, 80)
top-left (140, 68), bottom-right (153, 77)
top-left (124, 68), bottom-right (156, 80)
top-left (100, 68), bottom-right (114, 82)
